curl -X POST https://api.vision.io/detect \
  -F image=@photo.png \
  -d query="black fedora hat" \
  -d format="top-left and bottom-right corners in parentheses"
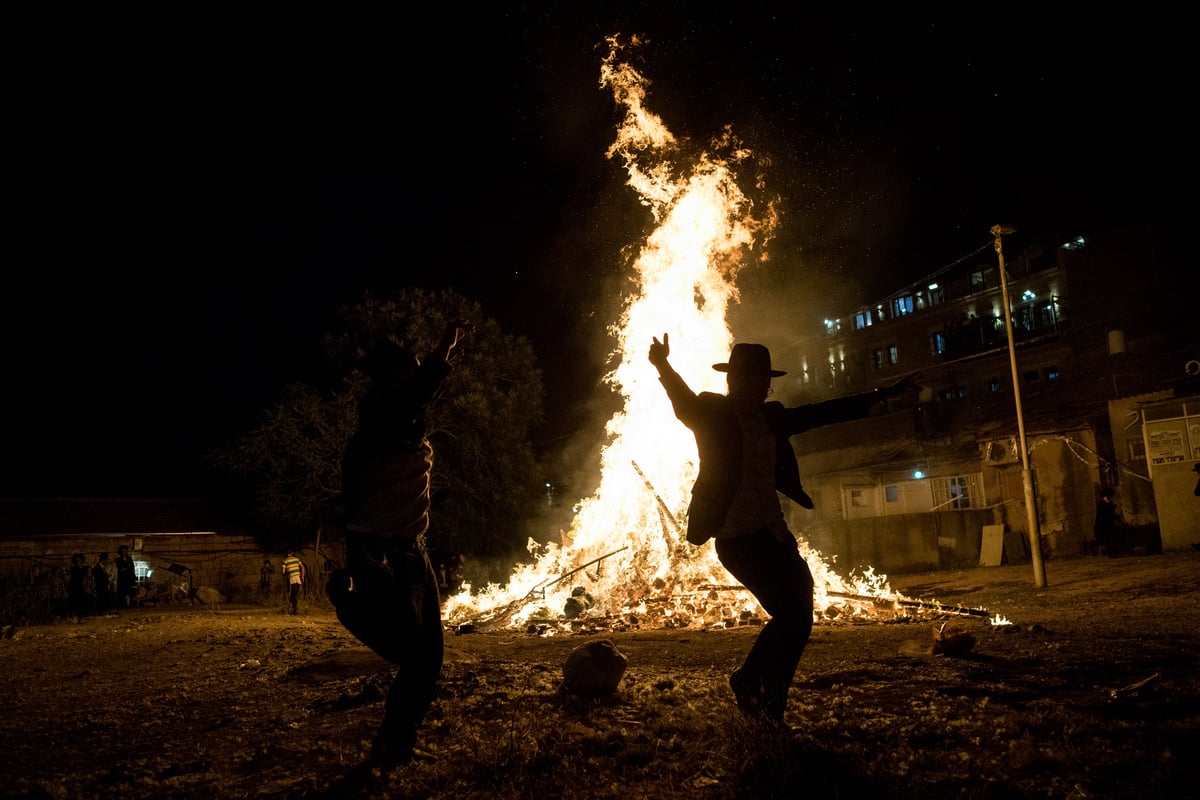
top-left (713, 343), bottom-right (786, 378)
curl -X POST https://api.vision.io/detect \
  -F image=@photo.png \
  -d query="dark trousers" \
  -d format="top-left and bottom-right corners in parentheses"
top-left (328, 532), bottom-right (444, 756)
top-left (715, 526), bottom-right (814, 719)
top-left (287, 582), bottom-right (301, 614)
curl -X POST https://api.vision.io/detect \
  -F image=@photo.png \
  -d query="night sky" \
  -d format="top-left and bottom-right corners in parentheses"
top-left (1, 5), bottom-right (1188, 498)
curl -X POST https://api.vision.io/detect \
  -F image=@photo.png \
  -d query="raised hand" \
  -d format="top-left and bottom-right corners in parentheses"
top-left (648, 333), bottom-right (670, 368)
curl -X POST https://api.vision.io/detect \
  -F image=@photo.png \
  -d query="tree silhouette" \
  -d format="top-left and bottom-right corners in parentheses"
top-left (216, 288), bottom-right (547, 566)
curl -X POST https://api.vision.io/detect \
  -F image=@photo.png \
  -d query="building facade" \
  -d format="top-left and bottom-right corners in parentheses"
top-left (773, 224), bottom-right (1198, 576)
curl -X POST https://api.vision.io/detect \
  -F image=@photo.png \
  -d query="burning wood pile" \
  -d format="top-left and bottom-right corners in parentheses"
top-left (451, 546), bottom-right (993, 637)
top-left (443, 39), bottom-right (1002, 642)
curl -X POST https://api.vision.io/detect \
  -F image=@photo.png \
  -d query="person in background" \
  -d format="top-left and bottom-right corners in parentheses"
top-left (68, 553), bottom-right (92, 619)
top-left (92, 553), bottom-right (112, 613)
top-left (648, 333), bottom-right (919, 725)
top-left (1093, 486), bottom-right (1125, 558)
top-left (280, 551), bottom-right (305, 615)
top-left (322, 558), bottom-right (337, 597)
top-left (1192, 464), bottom-right (1200, 552)
top-left (327, 319), bottom-right (468, 768)
top-left (48, 565), bottom-right (69, 618)
top-left (114, 546), bottom-right (137, 609)
top-left (29, 564), bottom-right (50, 619)
top-left (260, 559), bottom-right (274, 600)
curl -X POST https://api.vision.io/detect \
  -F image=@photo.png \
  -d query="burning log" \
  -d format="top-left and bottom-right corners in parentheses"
top-left (531, 547), bottom-right (628, 596)
top-left (827, 590), bottom-right (991, 618)
top-left (698, 585), bottom-right (992, 619)
top-left (457, 547), bottom-right (629, 631)
top-left (631, 460), bottom-right (682, 539)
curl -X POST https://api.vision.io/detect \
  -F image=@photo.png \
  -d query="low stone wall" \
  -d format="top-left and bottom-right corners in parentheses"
top-left (800, 510), bottom-right (1000, 578)
top-left (0, 533), bottom-right (277, 604)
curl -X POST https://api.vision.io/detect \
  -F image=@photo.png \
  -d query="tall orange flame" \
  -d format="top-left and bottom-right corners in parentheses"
top-left (444, 36), bottom-right (895, 631)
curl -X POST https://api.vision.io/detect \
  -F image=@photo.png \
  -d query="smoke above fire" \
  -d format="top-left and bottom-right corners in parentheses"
top-left (443, 36), bottom-right (895, 632)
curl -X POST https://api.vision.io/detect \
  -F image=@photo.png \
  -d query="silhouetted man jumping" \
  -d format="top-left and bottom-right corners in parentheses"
top-left (328, 320), bottom-right (467, 767)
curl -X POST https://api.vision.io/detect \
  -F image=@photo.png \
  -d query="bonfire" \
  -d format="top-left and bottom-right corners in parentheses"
top-left (443, 35), bottom-right (991, 636)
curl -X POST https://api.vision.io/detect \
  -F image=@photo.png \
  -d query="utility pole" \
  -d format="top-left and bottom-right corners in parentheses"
top-left (992, 224), bottom-right (1047, 587)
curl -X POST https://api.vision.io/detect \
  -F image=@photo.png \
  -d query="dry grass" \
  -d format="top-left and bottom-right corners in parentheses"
top-left (2, 553), bottom-right (1198, 799)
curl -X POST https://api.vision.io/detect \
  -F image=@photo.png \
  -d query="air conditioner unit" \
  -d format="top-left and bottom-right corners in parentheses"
top-left (984, 437), bottom-right (1019, 465)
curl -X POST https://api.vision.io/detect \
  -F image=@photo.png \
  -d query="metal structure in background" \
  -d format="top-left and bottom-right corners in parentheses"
top-left (992, 224), bottom-right (1048, 588)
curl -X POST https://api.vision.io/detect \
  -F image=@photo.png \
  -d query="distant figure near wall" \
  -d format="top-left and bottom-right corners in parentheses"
top-left (280, 551), bottom-right (305, 615)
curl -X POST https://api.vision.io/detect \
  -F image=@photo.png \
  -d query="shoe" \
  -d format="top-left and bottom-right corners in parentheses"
top-left (371, 739), bottom-right (412, 769)
top-left (371, 730), bottom-right (435, 769)
top-left (730, 668), bottom-right (764, 716)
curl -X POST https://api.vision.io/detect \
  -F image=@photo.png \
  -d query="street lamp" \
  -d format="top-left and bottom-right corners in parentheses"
top-left (992, 224), bottom-right (1048, 588)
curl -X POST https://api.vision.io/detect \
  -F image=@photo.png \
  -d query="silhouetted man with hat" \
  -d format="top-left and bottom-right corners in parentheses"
top-left (649, 334), bottom-right (918, 723)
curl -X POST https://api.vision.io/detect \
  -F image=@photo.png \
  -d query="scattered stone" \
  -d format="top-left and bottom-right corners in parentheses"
top-left (563, 586), bottom-right (595, 619)
top-left (931, 623), bottom-right (976, 656)
top-left (193, 586), bottom-right (226, 606)
top-left (563, 639), bottom-right (627, 697)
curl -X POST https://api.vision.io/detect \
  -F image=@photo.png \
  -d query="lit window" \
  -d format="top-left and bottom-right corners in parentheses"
top-left (931, 332), bottom-right (946, 355)
top-left (892, 295), bottom-right (914, 316)
top-left (888, 344), bottom-right (899, 364)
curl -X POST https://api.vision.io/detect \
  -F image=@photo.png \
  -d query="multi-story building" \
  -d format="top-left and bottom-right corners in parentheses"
top-left (772, 224), bottom-right (1198, 576)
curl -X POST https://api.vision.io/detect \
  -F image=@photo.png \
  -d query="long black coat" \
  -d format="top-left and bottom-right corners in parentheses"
top-left (656, 364), bottom-right (883, 545)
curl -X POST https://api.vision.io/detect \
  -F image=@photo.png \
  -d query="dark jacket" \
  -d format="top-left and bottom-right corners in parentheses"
top-left (657, 364), bottom-right (883, 544)
top-left (340, 356), bottom-right (452, 539)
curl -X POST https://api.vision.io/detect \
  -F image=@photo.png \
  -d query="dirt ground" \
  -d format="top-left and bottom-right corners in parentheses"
top-left (1, 550), bottom-right (1198, 800)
